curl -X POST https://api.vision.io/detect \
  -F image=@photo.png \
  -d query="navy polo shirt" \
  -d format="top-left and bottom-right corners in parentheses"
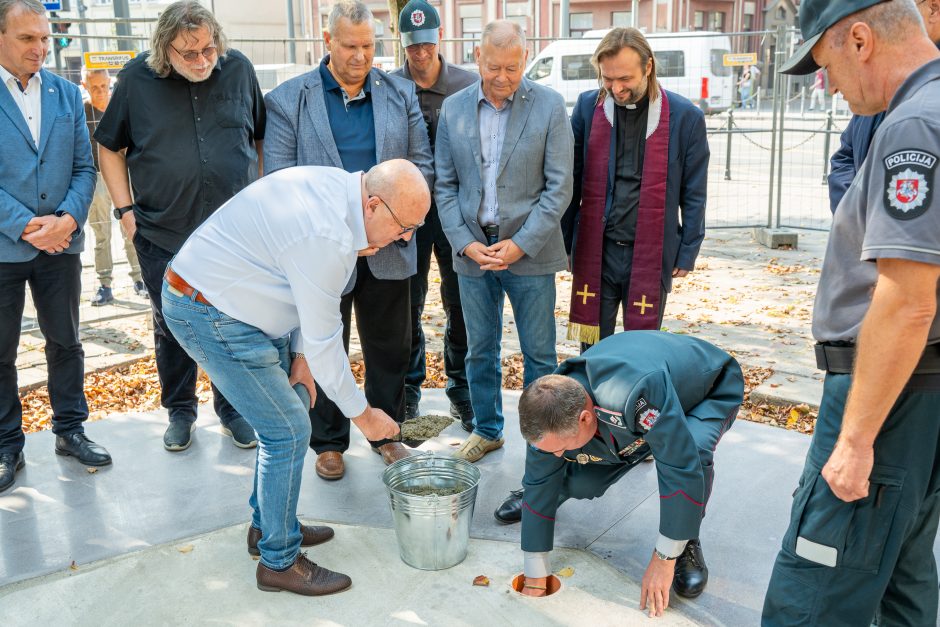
top-left (319, 59), bottom-right (376, 174)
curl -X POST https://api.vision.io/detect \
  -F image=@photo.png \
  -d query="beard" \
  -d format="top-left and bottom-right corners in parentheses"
top-left (609, 76), bottom-right (649, 106)
top-left (170, 59), bottom-right (214, 83)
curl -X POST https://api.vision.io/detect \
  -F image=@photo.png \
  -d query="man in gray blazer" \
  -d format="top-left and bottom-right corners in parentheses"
top-left (264, 0), bottom-right (433, 480)
top-left (436, 20), bottom-right (574, 463)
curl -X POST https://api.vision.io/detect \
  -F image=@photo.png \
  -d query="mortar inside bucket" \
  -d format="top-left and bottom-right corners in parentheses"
top-left (382, 453), bottom-right (482, 570)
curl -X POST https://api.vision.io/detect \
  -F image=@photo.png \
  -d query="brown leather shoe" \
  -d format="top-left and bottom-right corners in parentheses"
top-left (256, 552), bottom-right (352, 596)
top-left (315, 451), bottom-right (344, 480)
top-left (247, 523), bottom-right (335, 556)
top-left (373, 441), bottom-right (411, 465)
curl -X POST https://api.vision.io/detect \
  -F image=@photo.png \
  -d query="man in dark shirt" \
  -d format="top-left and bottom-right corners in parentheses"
top-left (81, 68), bottom-right (144, 307)
top-left (390, 0), bottom-right (478, 431)
top-left (95, 0), bottom-right (265, 453)
top-left (263, 0), bottom-right (433, 480)
top-left (561, 28), bottom-right (708, 351)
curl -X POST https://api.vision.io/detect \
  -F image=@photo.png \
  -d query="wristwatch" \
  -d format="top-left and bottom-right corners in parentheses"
top-left (113, 205), bottom-right (134, 220)
top-left (653, 548), bottom-right (676, 561)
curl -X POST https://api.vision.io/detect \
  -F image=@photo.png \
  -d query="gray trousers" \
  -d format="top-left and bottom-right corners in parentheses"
top-left (89, 172), bottom-right (140, 287)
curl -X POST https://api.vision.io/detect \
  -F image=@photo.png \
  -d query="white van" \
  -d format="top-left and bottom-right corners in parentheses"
top-left (525, 30), bottom-right (734, 115)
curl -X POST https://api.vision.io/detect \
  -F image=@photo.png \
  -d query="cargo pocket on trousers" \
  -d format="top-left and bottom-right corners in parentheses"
top-left (786, 463), bottom-right (905, 574)
top-left (842, 464), bottom-right (905, 573)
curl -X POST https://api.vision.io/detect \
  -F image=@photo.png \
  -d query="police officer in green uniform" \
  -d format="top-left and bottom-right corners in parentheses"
top-left (513, 331), bottom-right (743, 617)
top-left (763, 2), bottom-right (940, 625)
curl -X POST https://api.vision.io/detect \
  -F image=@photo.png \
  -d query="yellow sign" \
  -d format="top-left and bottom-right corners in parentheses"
top-left (723, 52), bottom-right (758, 67)
top-left (83, 51), bottom-right (136, 70)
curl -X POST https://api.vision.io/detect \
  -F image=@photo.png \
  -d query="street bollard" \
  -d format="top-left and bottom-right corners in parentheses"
top-left (724, 108), bottom-right (733, 181)
top-left (822, 110), bottom-right (833, 184)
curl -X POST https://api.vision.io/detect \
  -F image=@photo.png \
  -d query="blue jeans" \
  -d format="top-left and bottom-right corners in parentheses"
top-left (458, 271), bottom-right (557, 440)
top-left (161, 282), bottom-right (311, 571)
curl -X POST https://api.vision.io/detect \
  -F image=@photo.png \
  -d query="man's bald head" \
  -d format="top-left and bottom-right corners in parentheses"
top-left (360, 159), bottom-right (430, 251)
top-left (364, 159), bottom-right (430, 225)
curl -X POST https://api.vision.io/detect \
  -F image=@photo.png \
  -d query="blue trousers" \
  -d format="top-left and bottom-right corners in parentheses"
top-left (162, 282), bottom-right (310, 570)
top-left (458, 270), bottom-right (557, 441)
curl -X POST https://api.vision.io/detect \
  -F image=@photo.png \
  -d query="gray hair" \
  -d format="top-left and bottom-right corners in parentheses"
top-left (0, 0), bottom-right (44, 33)
top-left (829, 0), bottom-right (924, 45)
top-left (82, 67), bottom-right (109, 81)
top-left (480, 19), bottom-right (526, 51)
top-left (327, 0), bottom-right (374, 34)
top-left (518, 375), bottom-right (587, 443)
top-left (148, 0), bottom-right (228, 79)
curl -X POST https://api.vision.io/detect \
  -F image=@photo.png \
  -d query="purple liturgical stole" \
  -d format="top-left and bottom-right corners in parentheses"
top-left (568, 89), bottom-right (671, 344)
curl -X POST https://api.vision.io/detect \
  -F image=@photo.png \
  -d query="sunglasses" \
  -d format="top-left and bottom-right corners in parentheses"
top-left (169, 42), bottom-right (218, 63)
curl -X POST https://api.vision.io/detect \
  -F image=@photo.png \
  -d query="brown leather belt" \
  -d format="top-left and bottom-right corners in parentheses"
top-left (164, 267), bottom-right (212, 305)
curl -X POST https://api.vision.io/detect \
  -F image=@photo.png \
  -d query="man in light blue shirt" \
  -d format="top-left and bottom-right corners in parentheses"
top-left (162, 159), bottom-right (429, 596)
top-left (436, 20), bottom-right (573, 464)
top-left (477, 84), bottom-right (512, 229)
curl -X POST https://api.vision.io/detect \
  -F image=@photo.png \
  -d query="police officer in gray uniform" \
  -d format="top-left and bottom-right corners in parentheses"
top-left (763, 1), bottom-right (940, 625)
top-left (391, 0), bottom-right (479, 430)
top-left (514, 331), bottom-right (742, 617)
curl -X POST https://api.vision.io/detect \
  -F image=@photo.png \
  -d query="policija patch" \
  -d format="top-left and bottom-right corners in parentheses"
top-left (883, 149), bottom-right (936, 220)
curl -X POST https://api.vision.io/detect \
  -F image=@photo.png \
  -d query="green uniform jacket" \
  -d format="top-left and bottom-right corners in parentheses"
top-left (521, 331), bottom-right (744, 552)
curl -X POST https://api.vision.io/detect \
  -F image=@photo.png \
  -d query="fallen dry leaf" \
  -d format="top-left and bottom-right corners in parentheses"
top-left (86, 467), bottom-right (98, 474)
top-left (472, 575), bottom-right (490, 587)
top-left (69, 561), bottom-right (78, 571)
top-left (177, 544), bottom-right (194, 554)
top-left (556, 566), bottom-right (575, 578)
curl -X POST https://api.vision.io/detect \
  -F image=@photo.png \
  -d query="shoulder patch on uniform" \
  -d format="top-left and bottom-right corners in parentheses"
top-left (638, 407), bottom-right (661, 431)
top-left (883, 149), bottom-right (936, 220)
top-left (595, 407), bottom-right (627, 429)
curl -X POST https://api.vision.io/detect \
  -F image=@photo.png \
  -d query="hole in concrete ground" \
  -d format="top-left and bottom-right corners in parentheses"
top-left (511, 574), bottom-right (562, 597)
top-left (399, 414), bottom-right (455, 447)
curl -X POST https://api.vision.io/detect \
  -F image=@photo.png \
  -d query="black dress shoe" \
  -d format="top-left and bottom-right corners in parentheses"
top-left (494, 488), bottom-right (524, 524)
top-left (55, 433), bottom-right (112, 466)
top-left (450, 400), bottom-right (475, 433)
top-left (0, 451), bottom-right (25, 493)
top-left (673, 538), bottom-right (709, 598)
top-left (404, 401), bottom-right (419, 422)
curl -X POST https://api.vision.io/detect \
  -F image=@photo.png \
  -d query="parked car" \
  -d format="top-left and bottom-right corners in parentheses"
top-left (525, 30), bottom-right (734, 115)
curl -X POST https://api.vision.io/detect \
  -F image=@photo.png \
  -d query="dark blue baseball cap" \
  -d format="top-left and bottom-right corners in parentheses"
top-left (780, 0), bottom-right (887, 75)
top-left (399, 0), bottom-right (441, 47)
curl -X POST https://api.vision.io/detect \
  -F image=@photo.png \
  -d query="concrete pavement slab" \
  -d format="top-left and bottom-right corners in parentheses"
top-left (0, 523), bottom-right (698, 627)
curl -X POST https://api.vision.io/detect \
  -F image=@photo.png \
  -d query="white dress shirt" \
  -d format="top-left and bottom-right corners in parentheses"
top-left (171, 166), bottom-right (369, 418)
top-left (0, 65), bottom-right (41, 146)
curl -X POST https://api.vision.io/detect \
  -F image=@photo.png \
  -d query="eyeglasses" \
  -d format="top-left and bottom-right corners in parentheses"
top-left (375, 196), bottom-right (423, 236)
top-left (169, 42), bottom-right (218, 63)
top-left (406, 42), bottom-right (436, 53)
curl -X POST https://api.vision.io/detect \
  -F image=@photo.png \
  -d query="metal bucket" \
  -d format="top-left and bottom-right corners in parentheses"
top-left (382, 453), bottom-right (481, 570)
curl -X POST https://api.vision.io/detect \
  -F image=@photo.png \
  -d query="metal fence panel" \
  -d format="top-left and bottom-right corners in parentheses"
top-left (38, 23), bottom-right (851, 332)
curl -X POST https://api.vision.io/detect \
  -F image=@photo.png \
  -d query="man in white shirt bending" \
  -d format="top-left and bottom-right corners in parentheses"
top-left (161, 159), bottom-right (430, 596)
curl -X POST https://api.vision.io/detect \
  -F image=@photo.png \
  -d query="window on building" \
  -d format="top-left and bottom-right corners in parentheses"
top-left (743, 14), bottom-right (754, 31)
top-left (526, 56), bottom-right (553, 80)
top-left (709, 11), bottom-right (725, 31)
top-left (612, 10), bottom-right (632, 28)
top-left (569, 12), bottom-right (593, 38)
top-left (461, 18), bottom-right (481, 63)
top-left (507, 2), bottom-right (528, 33)
top-left (655, 50), bottom-right (685, 78)
top-left (693, 11), bottom-right (705, 31)
top-left (561, 54), bottom-right (596, 80)
top-left (777, 7), bottom-right (787, 20)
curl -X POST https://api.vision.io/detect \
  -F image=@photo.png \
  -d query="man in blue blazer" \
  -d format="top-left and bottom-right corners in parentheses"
top-left (561, 28), bottom-right (708, 350)
top-left (264, 0), bottom-right (433, 479)
top-left (436, 20), bottom-right (574, 463)
top-left (0, 0), bottom-right (108, 493)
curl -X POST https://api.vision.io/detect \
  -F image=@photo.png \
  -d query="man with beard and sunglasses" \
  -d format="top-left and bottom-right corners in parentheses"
top-left (95, 0), bottom-right (265, 453)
